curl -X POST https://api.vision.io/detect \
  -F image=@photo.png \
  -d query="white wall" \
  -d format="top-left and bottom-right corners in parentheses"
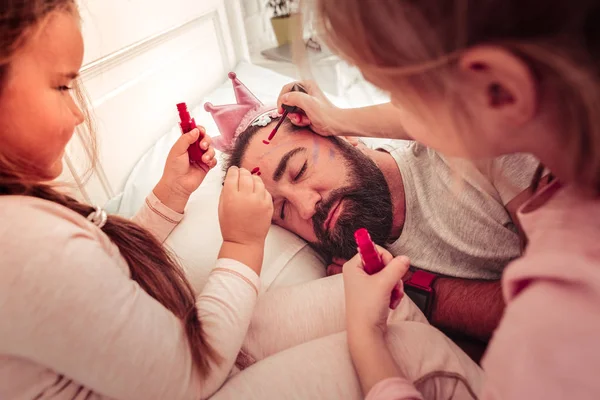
top-left (240, 0), bottom-right (275, 53)
top-left (60, 0), bottom-right (245, 205)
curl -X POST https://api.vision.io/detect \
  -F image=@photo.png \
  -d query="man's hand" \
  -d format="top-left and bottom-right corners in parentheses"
top-left (326, 257), bottom-right (347, 276)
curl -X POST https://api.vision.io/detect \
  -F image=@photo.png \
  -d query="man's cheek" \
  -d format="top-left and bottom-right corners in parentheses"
top-left (296, 224), bottom-right (318, 243)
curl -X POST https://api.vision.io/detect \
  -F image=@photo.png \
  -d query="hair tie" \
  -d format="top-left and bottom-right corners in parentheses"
top-left (87, 206), bottom-right (108, 229)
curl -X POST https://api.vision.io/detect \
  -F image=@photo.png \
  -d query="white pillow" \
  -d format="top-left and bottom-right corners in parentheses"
top-left (165, 167), bottom-right (326, 293)
top-left (106, 62), bottom-right (328, 292)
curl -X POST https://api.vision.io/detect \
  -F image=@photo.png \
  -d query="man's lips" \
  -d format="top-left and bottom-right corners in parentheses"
top-left (324, 198), bottom-right (344, 232)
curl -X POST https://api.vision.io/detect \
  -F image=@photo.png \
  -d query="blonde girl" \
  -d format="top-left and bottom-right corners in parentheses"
top-left (277, 0), bottom-right (600, 398)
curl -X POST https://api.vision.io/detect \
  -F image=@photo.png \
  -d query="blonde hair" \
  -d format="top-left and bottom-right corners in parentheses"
top-left (309, 0), bottom-right (600, 193)
top-left (0, 0), bottom-right (220, 375)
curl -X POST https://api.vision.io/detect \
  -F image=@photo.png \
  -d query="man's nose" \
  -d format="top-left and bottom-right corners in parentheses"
top-left (289, 189), bottom-right (320, 220)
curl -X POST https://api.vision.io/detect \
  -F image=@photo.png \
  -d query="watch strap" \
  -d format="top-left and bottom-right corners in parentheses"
top-left (407, 270), bottom-right (437, 289)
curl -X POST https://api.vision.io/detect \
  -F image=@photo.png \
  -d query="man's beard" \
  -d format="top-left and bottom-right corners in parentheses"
top-left (311, 139), bottom-right (393, 261)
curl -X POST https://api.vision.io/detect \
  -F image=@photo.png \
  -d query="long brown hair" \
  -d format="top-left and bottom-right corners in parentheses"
top-left (308, 0), bottom-right (600, 194)
top-left (0, 0), bottom-right (219, 376)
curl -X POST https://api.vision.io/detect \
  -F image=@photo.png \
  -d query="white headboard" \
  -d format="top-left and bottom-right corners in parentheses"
top-left (63, 0), bottom-right (249, 205)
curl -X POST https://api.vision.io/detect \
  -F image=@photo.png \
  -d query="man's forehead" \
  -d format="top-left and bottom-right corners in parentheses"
top-left (244, 123), bottom-right (314, 165)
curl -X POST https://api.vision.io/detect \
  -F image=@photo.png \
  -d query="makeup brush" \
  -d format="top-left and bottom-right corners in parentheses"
top-left (266, 84), bottom-right (308, 143)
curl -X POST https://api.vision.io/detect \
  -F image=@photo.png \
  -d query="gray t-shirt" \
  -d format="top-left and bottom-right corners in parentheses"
top-left (381, 141), bottom-right (539, 280)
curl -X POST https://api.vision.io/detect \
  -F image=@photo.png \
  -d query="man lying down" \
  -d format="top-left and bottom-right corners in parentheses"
top-left (202, 73), bottom-right (538, 398)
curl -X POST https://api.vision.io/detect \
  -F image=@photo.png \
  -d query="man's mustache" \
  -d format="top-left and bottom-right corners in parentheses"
top-left (312, 187), bottom-right (352, 234)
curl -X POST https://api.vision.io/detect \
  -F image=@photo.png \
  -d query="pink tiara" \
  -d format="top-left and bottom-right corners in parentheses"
top-left (204, 72), bottom-right (278, 151)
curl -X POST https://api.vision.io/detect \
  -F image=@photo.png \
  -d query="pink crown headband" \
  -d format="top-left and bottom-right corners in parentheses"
top-left (204, 72), bottom-right (278, 151)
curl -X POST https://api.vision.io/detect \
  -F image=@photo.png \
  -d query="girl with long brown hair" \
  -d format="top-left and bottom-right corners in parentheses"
top-left (275, 0), bottom-right (600, 398)
top-left (0, 1), bottom-right (273, 399)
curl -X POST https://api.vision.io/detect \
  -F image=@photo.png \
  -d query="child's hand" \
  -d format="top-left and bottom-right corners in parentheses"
top-left (219, 166), bottom-right (273, 246)
top-left (218, 167), bottom-right (273, 274)
top-left (154, 128), bottom-right (216, 213)
top-left (164, 127), bottom-right (217, 190)
top-left (276, 80), bottom-right (343, 137)
top-left (343, 247), bottom-right (410, 336)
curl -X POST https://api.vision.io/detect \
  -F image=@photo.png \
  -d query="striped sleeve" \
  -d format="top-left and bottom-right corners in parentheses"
top-left (366, 378), bottom-right (424, 400)
top-left (132, 191), bottom-right (184, 243)
top-left (194, 258), bottom-right (261, 397)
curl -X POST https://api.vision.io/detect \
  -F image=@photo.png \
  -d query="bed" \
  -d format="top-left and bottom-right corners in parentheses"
top-left (64, 0), bottom-right (393, 293)
top-left (57, 2), bottom-right (485, 396)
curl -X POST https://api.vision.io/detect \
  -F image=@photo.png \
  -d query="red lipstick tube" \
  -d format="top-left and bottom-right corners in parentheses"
top-left (354, 228), bottom-right (402, 308)
top-left (177, 102), bottom-right (205, 164)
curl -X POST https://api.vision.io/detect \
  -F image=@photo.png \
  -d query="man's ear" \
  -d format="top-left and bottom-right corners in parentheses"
top-left (458, 46), bottom-right (538, 128)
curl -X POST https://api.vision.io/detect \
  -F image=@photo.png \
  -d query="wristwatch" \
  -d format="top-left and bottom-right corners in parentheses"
top-left (404, 270), bottom-right (437, 319)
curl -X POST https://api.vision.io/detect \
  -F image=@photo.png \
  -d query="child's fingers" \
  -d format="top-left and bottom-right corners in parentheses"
top-left (238, 168), bottom-right (255, 193)
top-left (195, 162), bottom-right (210, 174)
top-left (277, 82), bottom-right (299, 114)
top-left (172, 129), bottom-right (200, 155)
top-left (390, 283), bottom-right (404, 310)
top-left (288, 112), bottom-right (302, 122)
top-left (252, 174), bottom-right (265, 193)
top-left (289, 113), bottom-right (311, 127)
top-left (200, 133), bottom-right (213, 150)
top-left (380, 256), bottom-right (411, 288)
top-left (280, 92), bottom-right (312, 116)
top-left (381, 251), bottom-right (394, 265)
top-left (344, 252), bottom-right (364, 273)
top-left (223, 166), bottom-right (239, 191)
top-left (202, 148), bottom-right (216, 164)
top-left (263, 185), bottom-right (272, 202)
top-left (344, 136), bottom-right (360, 147)
top-left (375, 245), bottom-right (394, 264)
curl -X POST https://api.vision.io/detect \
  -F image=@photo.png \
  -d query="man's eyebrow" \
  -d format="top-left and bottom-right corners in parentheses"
top-left (273, 147), bottom-right (307, 182)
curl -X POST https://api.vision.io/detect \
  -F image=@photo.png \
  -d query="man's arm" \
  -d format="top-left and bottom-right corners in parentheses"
top-left (337, 265), bottom-right (503, 340)
top-left (430, 277), bottom-right (504, 342)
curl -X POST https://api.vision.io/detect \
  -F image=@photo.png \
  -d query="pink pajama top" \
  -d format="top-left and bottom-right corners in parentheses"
top-left (367, 181), bottom-right (600, 399)
top-left (0, 192), bottom-right (260, 400)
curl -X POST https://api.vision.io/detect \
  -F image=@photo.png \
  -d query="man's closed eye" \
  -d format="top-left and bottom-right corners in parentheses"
top-left (280, 161), bottom-right (309, 220)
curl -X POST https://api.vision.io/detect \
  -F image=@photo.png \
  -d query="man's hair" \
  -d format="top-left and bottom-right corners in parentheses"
top-left (223, 117), bottom-right (309, 172)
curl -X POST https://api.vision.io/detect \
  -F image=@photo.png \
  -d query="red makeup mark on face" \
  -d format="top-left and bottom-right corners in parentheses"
top-left (263, 140), bottom-right (270, 145)
top-left (251, 167), bottom-right (261, 175)
top-left (258, 137), bottom-right (297, 160)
